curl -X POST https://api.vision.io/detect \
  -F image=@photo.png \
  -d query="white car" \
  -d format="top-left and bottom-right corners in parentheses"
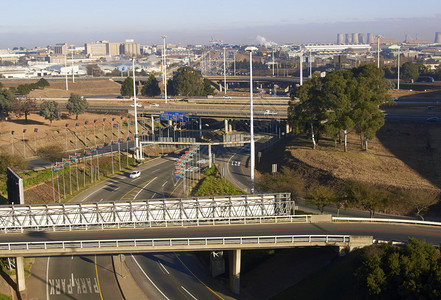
top-left (150, 103), bottom-right (159, 107)
top-left (129, 170), bottom-right (141, 178)
top-left (223, 96), bottom-right (232, 99)
top-left (264, 109), bottom-right (278, 115)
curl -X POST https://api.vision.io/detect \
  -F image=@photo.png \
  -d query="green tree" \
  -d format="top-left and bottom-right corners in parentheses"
top-left (39, 101), bottom-right (59, 126)
top-left (16, 84), bottom-right (33, 96)
top-left (120, 76), bottom-right (137, 97)
top-left (36, 78), bottom-right (50, 88)
top-left (305, 185), bottom-right (336, 214)
top-left (0, 89), bottom-right (15, 119)
top-left (404, 190), bottom-right (439, 220)
top-left (66, 93), bottom-right (88, 120)
top-left (346, 181), bottom-right (389, 217)
top-left (141, 74), bottom-right (161, 97)
top-left (203, 78), bottom-right (215, 96)
top-left (401, 62), bottom-right (420, 82)
top-left (168, 66), bottom-right (213, 96)
top-left (14, 97), bottom-right (37, 123)
top-left (256, 167), bottom-right (305, 200)
top-left (289, 75), bottom-right (330, 149)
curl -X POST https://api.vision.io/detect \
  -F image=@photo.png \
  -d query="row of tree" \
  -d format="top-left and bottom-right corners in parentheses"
top-left (120, 67), bottom-right (215, 97)
top-left (257, 167), bottom-right (439, 219)
top-left (355, 239), bottom-right (441, 299)
top-left (289, 65), bottom-right (392, 151)
top-left (384, 61), bottom-right (441, 82)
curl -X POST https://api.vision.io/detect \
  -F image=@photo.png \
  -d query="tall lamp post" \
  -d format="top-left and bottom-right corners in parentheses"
top-left (397, 46), bottom-right (401, 90)
top-left (223, 47), bottom-right (227, 94)
top-left (245, 46), bottom-right (258, 194)
top-left (132, 58), bottom-right (140, 160)
top-left (377, 35), bottom-right (383, 68)
top-left (161, 35), bottom-right (168, 104)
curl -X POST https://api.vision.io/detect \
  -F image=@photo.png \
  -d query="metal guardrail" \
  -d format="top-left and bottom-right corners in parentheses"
top-left (332, 217), bottom-right (441, 227)
top-left (0, 234), bottom-right (350, 252)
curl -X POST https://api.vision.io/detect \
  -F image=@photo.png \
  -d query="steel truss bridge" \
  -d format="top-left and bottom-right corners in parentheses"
top-left (0, 193), bottom-right (293, 233)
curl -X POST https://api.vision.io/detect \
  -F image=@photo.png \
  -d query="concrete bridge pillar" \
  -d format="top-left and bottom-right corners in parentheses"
top-left (168, 120), bottom-right (172, 127)
top-left (229, 120), bottom-right (233, 133)
top-left (16, 256), bottom-right (25, 292)
top-left (285, 123), bottom-right (291, 134)
top-left (224, 119), bottom-right (229, 134)
top-left (210, 251), bottom-right (225, 277)
top-left (229, 249), bottom-right (241, 294)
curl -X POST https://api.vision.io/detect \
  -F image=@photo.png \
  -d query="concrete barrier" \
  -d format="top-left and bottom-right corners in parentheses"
top-left (310, 215), bottom-right (332, 223)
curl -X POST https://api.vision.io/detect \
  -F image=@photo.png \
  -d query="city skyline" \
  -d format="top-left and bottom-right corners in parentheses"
top-left (1, 0), bottom-right (440, 48)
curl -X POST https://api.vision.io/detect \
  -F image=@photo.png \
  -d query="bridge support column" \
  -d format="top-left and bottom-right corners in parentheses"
top-left (285, 123), bottom-right (291, 134)
top-left (16, 256), bottom-right (25, 292)
top-left (199, 117), bottom-right (202, 138)
top-left (229, 120), bottom-right (233, 133)
top-left (229, 249), bottom-right (241, 294)
top-left (210, 251), bottom-right (225, 277)
top-left (224, 119), bottom-right (229, 134)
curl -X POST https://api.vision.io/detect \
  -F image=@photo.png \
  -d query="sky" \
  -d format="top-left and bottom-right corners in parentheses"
top-left (1, 0), bottom-right (440, 48)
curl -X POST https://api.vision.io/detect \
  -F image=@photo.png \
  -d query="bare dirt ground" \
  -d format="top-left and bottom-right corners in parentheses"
top-left (0, 79), bottom-right (122, 98)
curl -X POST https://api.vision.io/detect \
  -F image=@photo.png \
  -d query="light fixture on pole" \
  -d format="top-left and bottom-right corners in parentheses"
top-left (132, 58), bottom-right (140, 160)
top-left (245, 46), bottom-right (258, 194)
top-left (376, 35), bottom-right (383, 68)
top-left (161, 35), bottom-right (168, 104)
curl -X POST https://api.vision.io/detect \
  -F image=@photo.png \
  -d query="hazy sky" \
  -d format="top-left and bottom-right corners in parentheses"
top-left (1, 0), bottom-right (440, 48)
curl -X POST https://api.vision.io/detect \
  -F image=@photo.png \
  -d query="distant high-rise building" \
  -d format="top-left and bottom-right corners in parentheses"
top-left (85, 41), bottom-right (107, 57)
top-left (345, 33), bottom-right (352, 44)
top-left (367, 33), bottom-right (375, 44)
top-left (352, 33), bottom-right (359, 44)
top-left (121, 39), bottom-right (140, 57)
top-left (358, 33), bottom-right (365, 44)
top-left (54, 43), bottom-right (67, 55)
top-left (435, 32), bottom-right (441, 44)
top-left (337, 33), bottom-right (345, 44)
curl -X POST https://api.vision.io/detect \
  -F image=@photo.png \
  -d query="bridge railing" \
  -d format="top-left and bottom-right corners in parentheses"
top-left (0, 234), bottom-right (350, 255)
top-left (1, 214), bottom-right (309, 233)
top-left (0, 193), bottom-right (294, 233)
top-left (332, 217), bottom-right (441, 227)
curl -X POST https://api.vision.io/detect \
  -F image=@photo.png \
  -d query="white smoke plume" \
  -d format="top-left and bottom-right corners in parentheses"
top-left (256, 35), bottom-right (278, 48)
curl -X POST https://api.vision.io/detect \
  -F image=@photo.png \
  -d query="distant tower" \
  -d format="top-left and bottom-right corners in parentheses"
top-left (352, 33), bottom-right (359, 44)
top-left (345, 33), bottom-right (353, 44)
top-left (358, 33), bottom-right (365, 44)
top-left (435, 32), bottom-right (441, 44)
top-left (367, 33), bottom-right (375, 44)
top-left (337, 33), bottom-right (345, 45)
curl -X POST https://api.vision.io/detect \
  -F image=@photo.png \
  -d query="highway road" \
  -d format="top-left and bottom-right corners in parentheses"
top-left (4, 222), bottom-right (441, 245)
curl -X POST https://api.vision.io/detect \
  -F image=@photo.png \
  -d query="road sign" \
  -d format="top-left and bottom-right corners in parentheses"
top-left (160, 111), bottom-right (189, 122)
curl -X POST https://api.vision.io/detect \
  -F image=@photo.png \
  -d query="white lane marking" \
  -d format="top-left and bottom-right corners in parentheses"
top-left (151, 193), bottom-right (156, 198)
top-left (113, 187), bottom-right (120, 192)
top-left (173, 179), bottom-right (180, 187)
top-left (46, 257), bottom-right (50, 300)
top-left (151, 169), bottom-right (160, 173)
top-left (131, 177), bottom-right (141, 182)
top-left (131, 255), bottom-right (170, 300)
top-left (133, 177), bottom-right (157, 200)
top-left (157, 260), bottom-right (170, 274)
top-left (99, 198), bottom-right (103, 202)
top-left (181, 286), bottom-right (198, 300)
top-left (161, 181), bottom-right (168, 187)
top-left (71, 273), bottom-right (75, 287)
top-left (80, 189), bottom-right (101, 202)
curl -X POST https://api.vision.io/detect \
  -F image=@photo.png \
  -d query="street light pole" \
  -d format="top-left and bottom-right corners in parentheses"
top-left (299, 52), bottom-right (303, 86)
top-left (245, 46), bottom-right (258, 194)
top-left (397, 46), bottom-right (401, 90)
top-left (132, 58), bottom-right (140, 160)
top-left (161, 35), bottom-right (168, 104)
top-left (377, 35), bottom-right (383, 68)
top-left (223, 47), bottom-right (227, 94)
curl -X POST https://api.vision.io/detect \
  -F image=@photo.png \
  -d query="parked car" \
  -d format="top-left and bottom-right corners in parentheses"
top-left (150, 103), bottom-right (159, 107)
top-left (129, 170), bottom-right (141, 178)
top-left (180, 97), bottom-right (189, 102)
